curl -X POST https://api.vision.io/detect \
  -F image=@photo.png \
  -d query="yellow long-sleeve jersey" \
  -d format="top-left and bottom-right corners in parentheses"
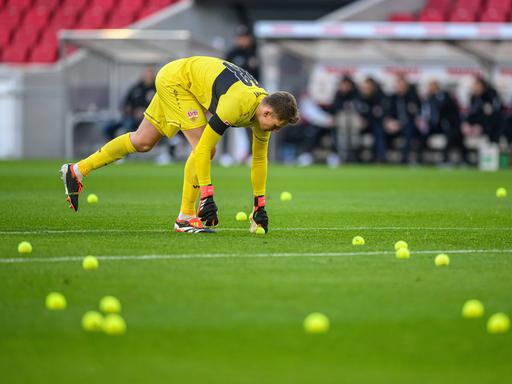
top-left (151, 56), bottom-right (270, 196)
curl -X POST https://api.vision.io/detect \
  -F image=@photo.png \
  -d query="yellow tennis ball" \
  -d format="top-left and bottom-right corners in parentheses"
top-left (45, 292), bottom-right (67, 310)
top-left (352, 236), bottom-right (365, 246)
top-left (18, 241), bottom-right (32, 254)
top-left (102, 314), bottom-right (126, 335)
top-left (82, 311), bottom-right (103, 332)
top-left (496, 187), bottom-right (507, 198)
top-left (87, 194), bottom-right (98, 204)
top-left (303, 312), bottom-right (330, 334)
top-left (99, 296), bottom-right (121, 314)
top-left (255, 226), bottom-right (266, 235)
top-left (82, 256), bottom-right (99, 270)
top-left (462, 299), bottom-right (484, 319)
top-left (395, 247), bottom-right (410, 259)
top-left (235, 211), bottom-right (248, 221)
top-left (487, 313), bottom-right (510, 334)
top-left (280, 191), bottom-right (292, 201)
top-left (394, 240), bottom-right (408, 251)
top-left (435, 253), bottom-right (450, 266)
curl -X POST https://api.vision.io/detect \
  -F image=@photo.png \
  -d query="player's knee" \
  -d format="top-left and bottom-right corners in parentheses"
top-left (131, 139), bottom-right (154, 153)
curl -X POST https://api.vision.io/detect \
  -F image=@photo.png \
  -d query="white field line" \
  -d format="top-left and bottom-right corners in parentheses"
top-left (1, 227), bottom-right (512, 235)
top-left (1, 249), bottom-right (511, 264)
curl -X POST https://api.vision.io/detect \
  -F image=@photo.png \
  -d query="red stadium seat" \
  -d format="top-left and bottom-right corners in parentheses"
top-left (5, 0), bottom-right (33, 11)
top-left (388, 12), bottom-right (416, 22)
top-left (23, 8), bottom-right (51, 30)
top-left (119, 0), bottom-right (145, 12)
top-left (90, 0), bottom-right (116, 11)
top-left (33, 0), bottom-right (61, 9)
top-left (107, 9), bottom-right (136, 27)
top-left (450, 7), bottom-right (477, 22)
top-left (11, 27), bottom-right (40, 48)
top-left (0, 10), bottom-right (22, 31)
top-left (149, 0), bottom-right (177, 6)
top-left (419, 8), bottom-right (446, 22)
top-left (486, 0), bottom-right (512, 11)
top-left (0, 28), bottom-right (13, 47)
top-left (51, 7), bottom-right (79, 29)
top-left (76, 7), bottom-right (108, 29)
top-left (59, 0), bottom-right (88, 9)
top-left (29, 43), bottom-right (58, 63)
top-left (2, 45), bottom-right (29, 63)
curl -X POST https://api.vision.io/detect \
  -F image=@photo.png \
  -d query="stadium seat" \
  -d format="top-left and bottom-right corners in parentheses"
top-left (23, 8), bottom-right (51, 30)
top-left (106, 9), bottom-right (136, 28)
top-left (33, 0), bottom-right (61, 9)
top-left (139, 5), bottom-right (164, 18)
top-left (419, 8), bottom-right (446, 22)
top-left (450, 7), bottom-right (477, 22)
top-left (0, 28), bottom-right (13, 47)
top-left (5, 0), bottom-right (33, 12)
top-left (486, 0), bottom-right (512, 11)
top-left (388, 12), bottom-right (416, 22)
top-left (29, 43), bottom-right (58, 63)
top-left (2, 45), bottom-right (29, 63)
top-left (11, 26), bottom-right (41, 48)
top-left (90, 0), bottom-right (116, 12)
top-left (119, 0), bottom-right (145, 12)
top-left (76, 7), bottom-right (108, 29)
top-left (51, 7), bottom-right (80, 29)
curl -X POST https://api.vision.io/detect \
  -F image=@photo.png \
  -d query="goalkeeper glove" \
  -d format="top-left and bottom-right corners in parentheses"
top-left (250, 195), bottom-right (268, 233)
top-left (198, 185), bottom-right (219, 227)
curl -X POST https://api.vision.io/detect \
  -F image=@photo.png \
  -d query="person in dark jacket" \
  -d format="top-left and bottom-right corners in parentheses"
top-left (226, 25), bottom-right (259, 81)
top-left (104, 67), bottom-right (156, 141)
top-left (463, 77), bottom-right (503, 143)
top-left (423, 80), bottom-right (468, 164)
top-left (355, 77), bottom-right (388, 162)
top-left (331, 76), bottom-right (358, 112)
top-left (385, 76), bottom-right (422, 163)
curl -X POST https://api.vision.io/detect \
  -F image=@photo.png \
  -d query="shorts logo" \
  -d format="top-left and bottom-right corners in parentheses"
top-left (187, 109), bottom-right (199, 121)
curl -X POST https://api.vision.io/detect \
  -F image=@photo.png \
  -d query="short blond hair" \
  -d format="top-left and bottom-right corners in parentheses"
top-left (263, 91), bottom-right (299, 124)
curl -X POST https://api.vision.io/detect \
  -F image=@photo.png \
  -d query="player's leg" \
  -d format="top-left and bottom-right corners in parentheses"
top-left (61, 114), bottom-right (163, 212)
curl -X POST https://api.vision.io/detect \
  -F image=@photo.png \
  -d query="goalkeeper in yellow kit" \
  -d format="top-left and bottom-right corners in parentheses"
top-left (60, 56), bottom-right (299, 233)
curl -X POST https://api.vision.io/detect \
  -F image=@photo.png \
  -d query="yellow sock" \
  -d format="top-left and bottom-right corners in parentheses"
top-left (77, 133), bottom-right (136, 177)
top-left (180, 152), bottom-right (200, 216)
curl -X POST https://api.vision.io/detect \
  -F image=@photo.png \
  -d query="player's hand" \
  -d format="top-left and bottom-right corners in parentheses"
top-left (198, 185), bottom-right (219, 227)
top-left (250, 195), bottom-right (268, 233)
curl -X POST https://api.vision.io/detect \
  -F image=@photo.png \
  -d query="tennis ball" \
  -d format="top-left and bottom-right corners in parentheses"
top-left (17, 241), bottom-right (32, 254)
top-left (235, 211), bottom-right (248, 221)
top-left (280, 191), bottom-right (292, 201)
top-left (45, 292), bottom-right (66, 310)
top-left (82, 311), bottom-right (103, 332)
top-left (82, 256), bottom-right (99, 270)
top-left (395, 247), bottom-right (410, 259)
top-left (462, 299), bottom-right (484, 319)
top-left (394, 240), bottom-right (408, 251)
top-left (102, 314), bottom-right (126, 335)
top-left (496, 187), bottom-right (507, 198)
top-left (352, 236), bottom-right (365, 246)
top-left (435, 253), bottom-right (450, 266)
top-left (255, 226), bottom-right (266, 235)
top-left (99, 296), bottom-right (121, 314)
top-left (487, 313), bottom-right (510, 334)
top-left (303, 312), bottom-right (330, 334)
top-left (87, 193), bottom-right (98, 204)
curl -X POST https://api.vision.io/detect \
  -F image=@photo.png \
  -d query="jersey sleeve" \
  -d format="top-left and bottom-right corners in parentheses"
top-left (195, 94), bottom-right (248, 186)
top-left (251, 125), bottom-right (271, 196)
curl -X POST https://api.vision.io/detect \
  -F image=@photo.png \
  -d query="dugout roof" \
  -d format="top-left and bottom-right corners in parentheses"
top-left (254, 21), bottom-right (512, 67)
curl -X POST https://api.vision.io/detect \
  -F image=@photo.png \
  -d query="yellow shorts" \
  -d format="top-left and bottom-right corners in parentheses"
top-left (144, 61), bottom-right (207, 137)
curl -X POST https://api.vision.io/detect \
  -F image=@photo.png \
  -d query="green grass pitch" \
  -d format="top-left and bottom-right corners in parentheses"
top-left (1, 160), bottom-right (511, 383)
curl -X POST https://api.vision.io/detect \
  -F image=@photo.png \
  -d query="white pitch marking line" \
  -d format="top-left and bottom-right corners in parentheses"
top-left (1, 249), bottom-right (511, 264)
top-left (1, 227), bottom-right (512, 235)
